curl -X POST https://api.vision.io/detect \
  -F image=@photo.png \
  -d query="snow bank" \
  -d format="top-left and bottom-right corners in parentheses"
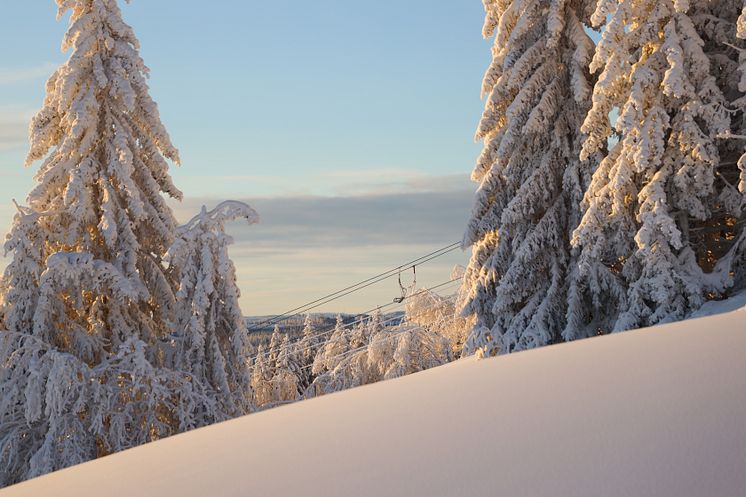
top-left (690, 289), bottom-right (746, 318)
top-left (3, 305), bottom-right (745, 497)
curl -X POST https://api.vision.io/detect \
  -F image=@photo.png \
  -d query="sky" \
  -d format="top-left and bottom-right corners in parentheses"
top-left (0, 1), bottom-right (489, 315)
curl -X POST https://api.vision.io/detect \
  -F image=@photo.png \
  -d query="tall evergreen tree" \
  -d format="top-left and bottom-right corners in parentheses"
top-left (461, 0), bottom-right (596, 356)
top-left (0, 0), bottom-right (251, 485)
top-left (572, 0), bottom-right (742, 333)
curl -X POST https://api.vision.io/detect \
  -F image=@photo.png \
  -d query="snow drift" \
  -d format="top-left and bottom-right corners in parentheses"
top-left (2, 305), bottom-right (745, 497)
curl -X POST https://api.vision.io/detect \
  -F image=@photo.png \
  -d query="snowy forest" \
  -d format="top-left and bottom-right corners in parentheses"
top-left (0, 0), bottom-right (745, 489)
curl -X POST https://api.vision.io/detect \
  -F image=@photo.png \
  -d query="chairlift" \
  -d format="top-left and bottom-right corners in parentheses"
top-left (393, 265), bottom-right (416, 303)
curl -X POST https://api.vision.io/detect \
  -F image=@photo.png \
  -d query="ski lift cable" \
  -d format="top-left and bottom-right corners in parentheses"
top-left (249, 277), bottom-right (463, 364)
top-left (257, 289), bottom-right (458, 371)
top-left (247, 242), bottom-right (460, 331)
top-left (301, 277), bottom-right (462, 346)
top-left (248, 277), bottom-right (463, 364)
top-left (246, 241), bottom-right (462, 332)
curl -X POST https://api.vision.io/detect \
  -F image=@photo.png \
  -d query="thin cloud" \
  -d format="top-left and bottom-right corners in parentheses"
top-left (0, 62), bottom-right (56, 85)
top-left (172, 186), bottom-right (474, 250)
top-left (0, 107), bottom-right (34, 152)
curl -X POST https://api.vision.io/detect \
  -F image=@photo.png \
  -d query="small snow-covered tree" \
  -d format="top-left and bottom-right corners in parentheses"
top-left (349, 320), bottom-right (368, 349)
top-left (271, 335), bottom-right (302, 403)
top-left (366, 309), bottom-right (384, 340)
top-left (377, 325), bottom-right (452, 381)
top-left (250, 344), bottom-right (274, 408)
top-left (268, 324), bottom-right (282, 365)
top-left (166, 201), bottom-right (259, 416)
top-left (461, 0), bottom-right (596, 355)
top-left (408, 266), bottom-right (472, 356)
top-left (298, 314), bottom-right (316, 363)
top-left (311, 314), bottom-right (348, 377)
top-left (295, 313), bottom-right (317, 391)
top-left (572, 0), bottom-right (742, 333)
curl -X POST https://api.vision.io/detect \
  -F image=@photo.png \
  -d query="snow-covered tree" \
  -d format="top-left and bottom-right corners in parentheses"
top-left (298, 314), bottom-right (316, 363)
top-left (271, 335), bottom-right (302, 403)
top-left (366, 309), bottom-right (383, 340)
top-left (0, 0), bottom-right (247, 485)
top-left (349, 320), bottom-right (368, 349)
top-left (0, 205), bottom-right (45, 334)
top-left (406, 267), bottom-right (472, 357)
top-left (724, 3), bottom-right (746, 288)
top-left (295, 313), bottom-right (317, 391)
top-left (250, 344), bottom-right (274, 408)
top-left (268, 324), bottom-right (282, 365)
top-left (166, 201), bottom-right (260, 417)
top-left (571, 0), bottom-right (743, 334)
top-left (310, 322), bottom-right (451, 397)
top-left (3, 0), bottom-right (184, 342)
top-left (311, 314), bottom-right (348, 377)
top-left (461, 0), bottom-right (597, 356)
top-left (0, 333), bottom-right (222, 484)
top-left (376, 325), bottom-right (452, 381)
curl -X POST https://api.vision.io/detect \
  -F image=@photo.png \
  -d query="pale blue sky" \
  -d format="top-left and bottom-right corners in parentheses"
top-left (0, 1), bottom-right (489, 314)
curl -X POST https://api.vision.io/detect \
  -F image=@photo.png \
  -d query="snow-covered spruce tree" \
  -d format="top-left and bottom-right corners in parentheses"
top-left (310, 314), bottom-right (348, 378)
top-left (461, 0), bottom-right (596, 356)
top-left (166, 201), bottom-right (259, 417)
top-left (295, 313), bottom-right (317, 391)
top-left (271, 335), bottom-right (302, 403)
top-left (349, 320), bottom-right (367, 348)
top-left (572, 0), bottom-right (741, 334)
top-left (268, 324), bottom-right (282, 366)
top-left (366, 309), bottom-right (383, 340)
top-left (724, 3), bottom-right (746, 288)
top-left (250, 344), bottom-right (274, 408)
top-left (0, 0), bottom-right (248, 485)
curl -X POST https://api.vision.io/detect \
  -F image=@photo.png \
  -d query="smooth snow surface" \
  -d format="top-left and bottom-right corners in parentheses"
top-left (3, 307), bottom-right (746, 497)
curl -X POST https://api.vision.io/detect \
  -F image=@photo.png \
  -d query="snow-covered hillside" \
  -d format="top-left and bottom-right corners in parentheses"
top-left (2, 305), bottom-right (745, 497)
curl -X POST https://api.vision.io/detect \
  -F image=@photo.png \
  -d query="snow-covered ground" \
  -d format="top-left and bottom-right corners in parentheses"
top-left (3, 303), bottom-right (745, 497)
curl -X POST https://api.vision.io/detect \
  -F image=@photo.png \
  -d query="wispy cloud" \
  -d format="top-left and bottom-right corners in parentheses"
top-left (171, 183), bottom-right (474, 250)
top-left (321, 170), bottom-right (473, 196)
top-left (0, 62), bottom-right (56, 85)
top-left (0, 108), bottom-right (34, 152)
top-left (171, 169), bottom-right (474, 199)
